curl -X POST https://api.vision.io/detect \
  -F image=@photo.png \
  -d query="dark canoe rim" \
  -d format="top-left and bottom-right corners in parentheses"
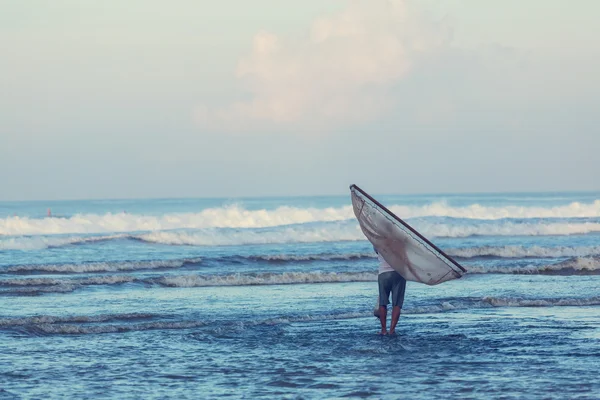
top-left (350, 184), bottom-right (467, 273)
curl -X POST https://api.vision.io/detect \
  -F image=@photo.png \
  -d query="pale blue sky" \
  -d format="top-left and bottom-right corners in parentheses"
top-left (1, 0), bottom-right (598, 200)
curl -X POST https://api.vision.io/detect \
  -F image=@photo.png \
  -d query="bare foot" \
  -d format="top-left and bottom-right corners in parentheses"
top-left (388, 330), bottom-right (396, 335)
top-left (378, 330), bottom-right (388, 336)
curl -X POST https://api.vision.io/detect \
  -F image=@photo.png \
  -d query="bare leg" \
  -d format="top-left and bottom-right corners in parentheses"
top-left (379, 306), bottom-right (387, 335)
top-left (373, 296), bottom-right (381, 319)
top-left (389, 306), bottom-right (401, 335)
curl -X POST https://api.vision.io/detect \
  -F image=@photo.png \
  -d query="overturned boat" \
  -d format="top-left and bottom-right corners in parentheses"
top-left (350, 184), bottom-right (466, 285)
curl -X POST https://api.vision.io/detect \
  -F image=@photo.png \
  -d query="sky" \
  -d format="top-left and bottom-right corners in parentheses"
top-left (1, 0), bottom-right (599, 201)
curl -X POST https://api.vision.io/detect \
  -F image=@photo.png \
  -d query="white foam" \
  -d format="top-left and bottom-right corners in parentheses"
top-left (136, 226), bottom-right (364, 246)
top-left (2, 199), bottom-right (600, 236)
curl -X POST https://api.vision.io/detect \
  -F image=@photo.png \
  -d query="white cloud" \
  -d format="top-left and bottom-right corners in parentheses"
top-left (195, 0), bottom-right (447, 132)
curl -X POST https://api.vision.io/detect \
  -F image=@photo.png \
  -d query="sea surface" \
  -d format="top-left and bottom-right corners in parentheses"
top-left (1, 191), bottom-right (600, 399)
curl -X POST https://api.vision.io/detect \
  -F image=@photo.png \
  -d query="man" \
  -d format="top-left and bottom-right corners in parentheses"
top-left (373, 246), bottom-right (407, 335)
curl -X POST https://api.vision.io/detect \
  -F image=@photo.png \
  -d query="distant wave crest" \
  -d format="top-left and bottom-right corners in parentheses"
top-left (2, 199), bottom-right (600, 236)
top-left (3, 221), bottom-right (600, 251)
top-left (3, 258), bottom-right (202, 274)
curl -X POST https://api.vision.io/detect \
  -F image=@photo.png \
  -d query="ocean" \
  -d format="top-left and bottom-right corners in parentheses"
top-left (1, 191), bottom-right (599, 399)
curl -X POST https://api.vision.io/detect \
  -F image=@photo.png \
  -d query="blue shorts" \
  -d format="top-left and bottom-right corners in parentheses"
top-left (378, 271), bottom-right (406, 308)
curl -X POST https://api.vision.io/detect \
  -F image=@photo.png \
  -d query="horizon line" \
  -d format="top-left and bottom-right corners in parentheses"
top-left (2, 188), bottom-right (600, 203)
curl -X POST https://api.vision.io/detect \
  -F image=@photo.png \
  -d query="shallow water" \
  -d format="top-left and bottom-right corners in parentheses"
top-left (1, 192), bottom-right (599, 398)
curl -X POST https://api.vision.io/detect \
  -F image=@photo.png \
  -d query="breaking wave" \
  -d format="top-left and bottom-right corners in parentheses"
top-left (406, 296), bottom-right (600, 314)
top-left (0, 206), bottom-right (354, 236)
top-left (468, 257), bottom-right (600, 275)
top-left (154, 271), bottom-right (377, 287)
top-left (448, 245), bottom-right (600, 259)
top-left (2, 199), bottom-right (600, 236)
